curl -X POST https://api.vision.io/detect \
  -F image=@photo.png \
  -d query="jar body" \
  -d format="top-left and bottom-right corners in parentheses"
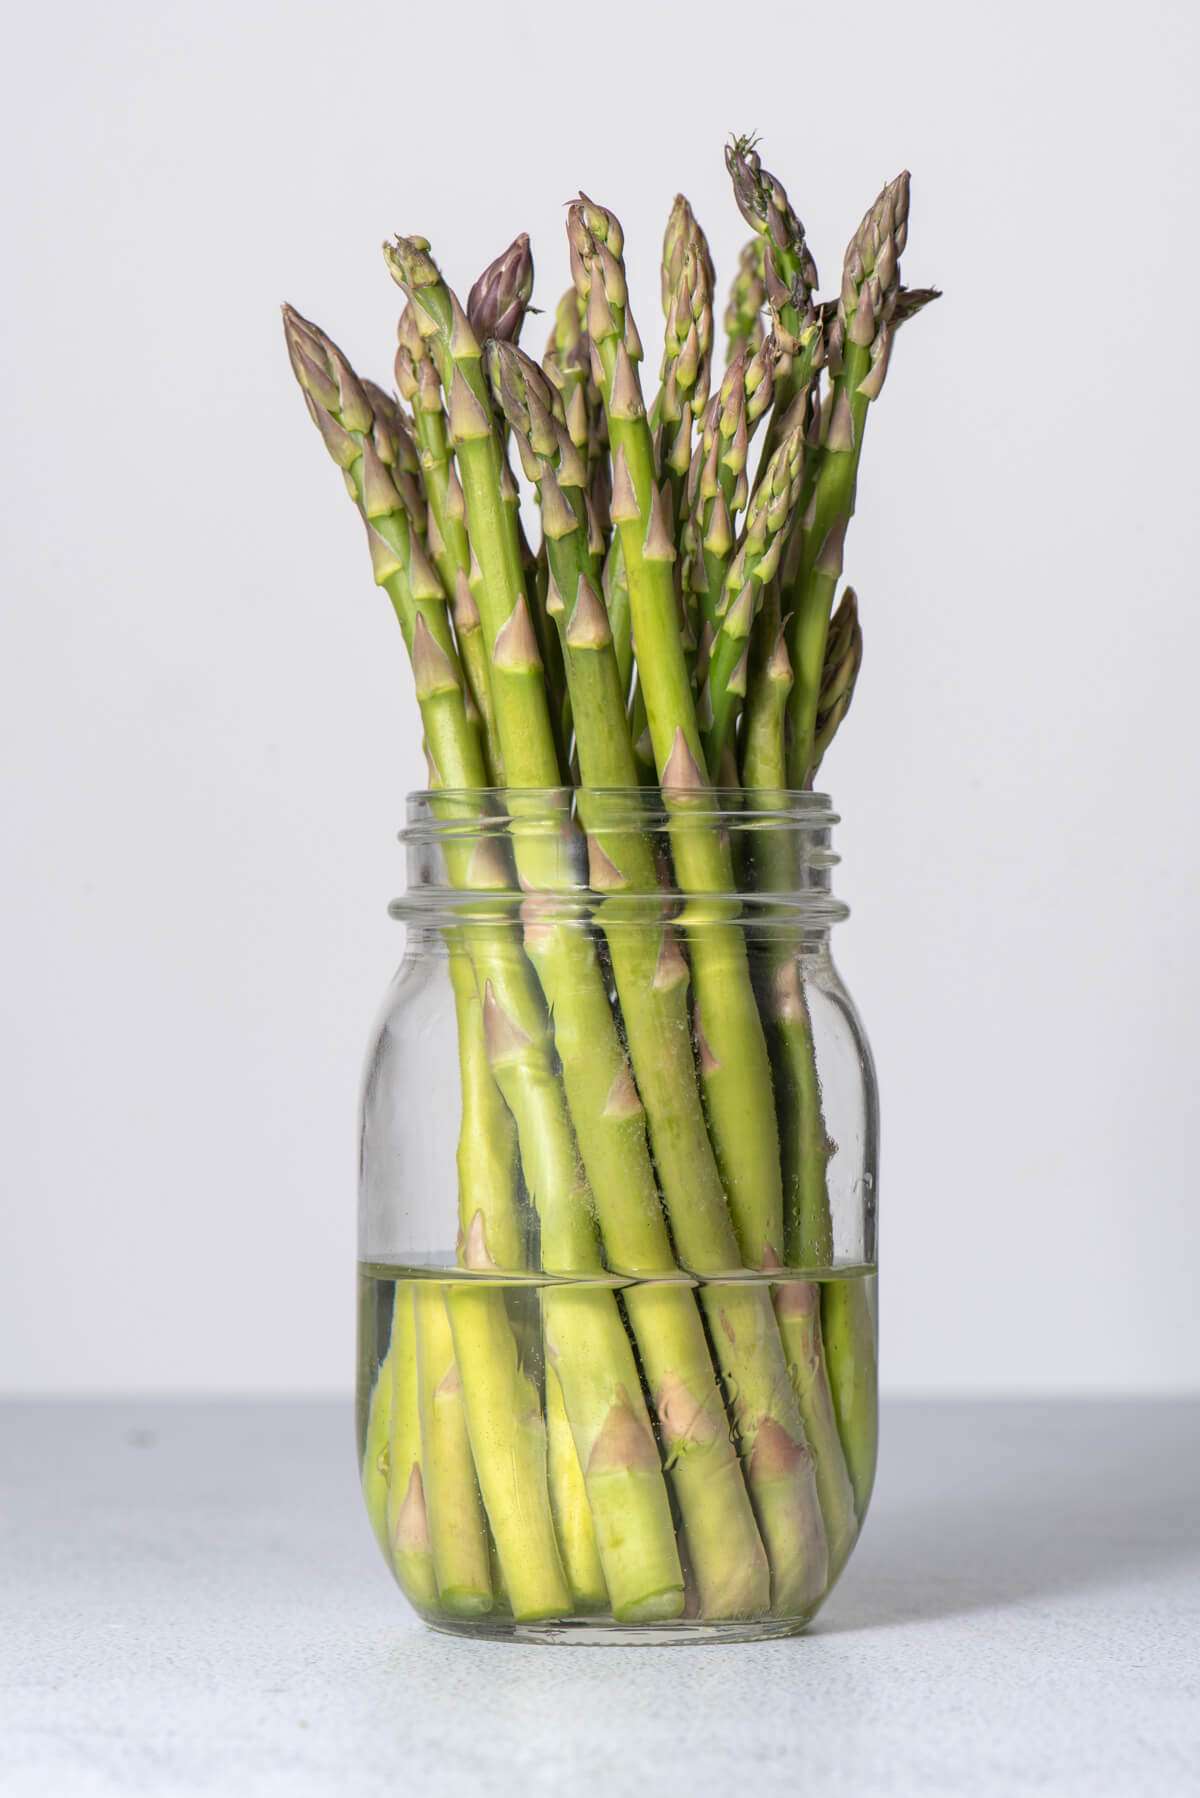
top-left (357, 791), bottom-right (878, 1643)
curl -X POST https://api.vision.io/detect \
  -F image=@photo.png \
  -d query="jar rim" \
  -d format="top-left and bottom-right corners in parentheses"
top-left (401, 786), bottom-right (839, 841)
top-left (392, 787), bottom-right (848, 930)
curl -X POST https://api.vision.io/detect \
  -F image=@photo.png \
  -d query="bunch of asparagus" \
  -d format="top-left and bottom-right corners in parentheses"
top-left (286, 137), bottom-right (937, 1627)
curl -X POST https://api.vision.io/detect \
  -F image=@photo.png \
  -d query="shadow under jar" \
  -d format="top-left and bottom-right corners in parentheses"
top-left (356, 788), bottom-right (878, 1644)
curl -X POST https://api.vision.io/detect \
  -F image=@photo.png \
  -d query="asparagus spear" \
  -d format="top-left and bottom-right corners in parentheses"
top-left (601, 534), bottom-right (634, 704)
top-left (783, 172), bottom-right (910, 786)
top-left (414, 1279), bottom-right (494, 1614)
top-left (544, 290), bottom-right (629, 696)
top-left (739, 605), bottom-right (792, 791)
top-left (771, 176), bottom-right (928, 1508)
top-left (730, 543), bottom-right (873, 1549)
top-left (724, 237), bottom-right (767, 360)
top-left (700, 412), bottom-right (807, 772)
top-left (822, 1271), bottom-right (879, 1518)
top-left (654, 196), bottom-right (714, 557)
top-left (384, 1287), bottom-right (440, 1611)
top-left (443, 945), bottom-right (576, 1620)
top-left (811, 586), bottom-right (863, 774)
top-left (469, 233), bottom-right (574, 766)
top-left (355, 379), bottom-right (426, 528)
top-left (395, 304), bottom-right (502, 782)
top-left (467, 231), bottom-right (534, 345)
top-left (724, 136), bottom-right (823, 463)
top-left (544, 289), bottom-right (612, 539)
top-left (545, 1356), bottom-right (608, 1611)
top-left (740, 698), bottom-right (864, 1561)
top-left (661, 189), bottom-right (715, 312)
top-left (683, 335), bottom-right (777, 694)
top-left (773, 1280), bottom-right (857, 1581)
top-left (746, 766), bottom-right (877, 1528)
top-left (565, 195), bottom-right (787, 1268)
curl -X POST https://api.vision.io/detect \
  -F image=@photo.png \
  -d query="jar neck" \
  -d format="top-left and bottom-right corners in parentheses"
top-left (391, 788), bottom-right (848, 932)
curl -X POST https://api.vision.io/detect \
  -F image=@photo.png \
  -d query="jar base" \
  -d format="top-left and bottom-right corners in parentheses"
top-left (425, 1614), bottom-right (815, 1647)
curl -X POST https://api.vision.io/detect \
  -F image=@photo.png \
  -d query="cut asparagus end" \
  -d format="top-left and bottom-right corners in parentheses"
top-left (436, 1584), bottom-right (496, 1618)
top-left (615, 1585), bottom-right (690, 1626)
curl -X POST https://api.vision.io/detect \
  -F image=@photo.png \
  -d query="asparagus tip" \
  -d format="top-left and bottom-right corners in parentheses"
top-left (467, 231), bottom-right (535, 345)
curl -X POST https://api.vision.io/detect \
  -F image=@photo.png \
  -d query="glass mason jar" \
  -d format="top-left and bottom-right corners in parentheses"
top-left (357, 788), bottom-right (878, 1644)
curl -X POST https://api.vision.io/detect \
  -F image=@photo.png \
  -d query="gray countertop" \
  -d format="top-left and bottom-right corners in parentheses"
top-left (2, 1399), bottom-right (1197, 1796)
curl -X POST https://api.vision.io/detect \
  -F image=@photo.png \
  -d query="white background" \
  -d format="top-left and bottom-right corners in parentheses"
top-left (3, 0), bottom-right (1197, 1397)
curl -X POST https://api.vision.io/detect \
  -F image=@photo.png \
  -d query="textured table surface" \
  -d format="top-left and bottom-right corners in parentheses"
top-left (2, 1399), bottom-right (1197, 1797)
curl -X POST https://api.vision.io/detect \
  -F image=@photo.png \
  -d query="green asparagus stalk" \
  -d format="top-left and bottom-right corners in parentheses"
top-left (739, 602), bottom-right (792, 791)
top-left (414, 1279), bottom-right (494, 1615)
top-left (736, 638), bottom-right (875, 1547)
top-left (783, 172), bottom-right (909, 786)
top-left (544, 289), bottom-right (612, 542)
top-left (726, 553), bottom-right (861, 1562)
top-left (444, 1273), bottom-right (576, 1620)
top-left (773, 1280), bottom-right (857, 1580)
top-left (282, 305), bottom-right (481, 791)
top-left (653, 196), bottom-right (714, 558)
top-left (822, 1273), bottom-right (879, 1518)
top-left (739, 727), bottom-right (875, 1529)
top-left (723, 558), bottom-right (835, 1277)
top-left (601, 533), bottom-right (634, 703)
top-left (724, 237), bottom-right (767, 360)
top-left (382, 241), bottom-right (559, 787)
top-left (395, 304), bottom-right (502, 783)
top-left (683, 336), bottom-right (777, 696)
top-left (545, 1357), bottom-right (608, 1611)
top-left (811, 586), bottom-right (863, 774)
top-left (566, 194), bottom-right (786, 1268)
top-left (384, 1287), bottom-right (440, 1610)
top-left (700, 412), bottom-right (806, 772)
top-left (448, 893), bottom-right (623, 1617)
top-left (770, 176), bottom-right (926, 1509)
top-left (544, 292), bottom-right (631, 694)
top-left (355, 379), bottom-right (426, 532)
top-left (445, 942), bottom-right (523, 1270)
top-left (724, 136), bottom-right (823, 463)
top-left (661, 189), bottom-right (716, 314)
top-left (443, 945), bottom-right (574, 1620)
top-left (740, 831), bottom-right (866, 1559)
